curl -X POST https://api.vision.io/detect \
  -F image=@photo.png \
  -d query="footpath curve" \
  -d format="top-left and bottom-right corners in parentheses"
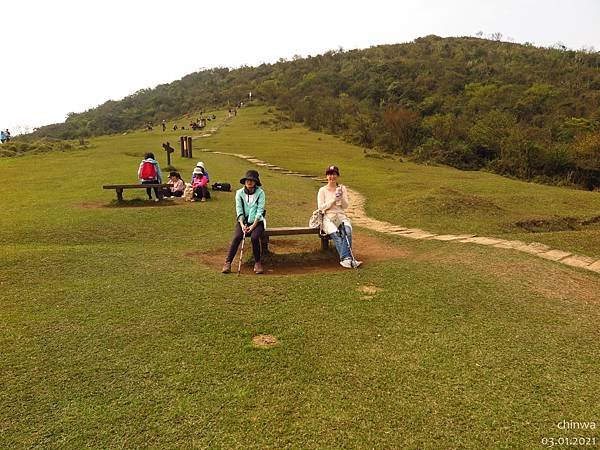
top-left (194, 140), bottom-right (600, 275)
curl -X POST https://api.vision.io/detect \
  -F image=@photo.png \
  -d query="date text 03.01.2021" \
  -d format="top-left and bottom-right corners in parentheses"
top-left (541, 436), bottom-right (597, 447)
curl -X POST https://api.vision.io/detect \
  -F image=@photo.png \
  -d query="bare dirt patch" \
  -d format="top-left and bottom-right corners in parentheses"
top-left (358, 285), bottom-right (384, 295)
top-left (78, 201), bottom-right (109, 209)
top-left (514, 215), bottom-right (600, 233)
top-left (252, 334), bottom-right (279, 348)
top-left (189, 231), bottom-right (408, 276)
top-left (78, 198), bottom-right (185, 208)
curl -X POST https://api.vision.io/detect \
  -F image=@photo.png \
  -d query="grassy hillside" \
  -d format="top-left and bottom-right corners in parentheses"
top-left (26, 35), bottom-right (600, 189)
top-left (1, 108), bottom-right (599, 448)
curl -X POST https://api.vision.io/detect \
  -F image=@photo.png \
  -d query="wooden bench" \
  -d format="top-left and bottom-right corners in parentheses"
top-left (262, 226), bottom-right (329, 253)
top-left (103, 184), bottom-right (170, 201)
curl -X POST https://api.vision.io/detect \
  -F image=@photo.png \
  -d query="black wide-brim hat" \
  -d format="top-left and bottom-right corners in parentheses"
top-left (240, 170), bottom-right (261, 186)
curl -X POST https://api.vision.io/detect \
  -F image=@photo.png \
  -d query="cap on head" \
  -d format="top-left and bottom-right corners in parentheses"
top-left (196, 161), bottom-right (205, 169)
top-left (325, 165), bottom-right (340, 176)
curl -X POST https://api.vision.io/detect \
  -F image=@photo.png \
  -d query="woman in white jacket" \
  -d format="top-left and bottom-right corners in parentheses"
top-left (317, 165), bottom-right (362, 268)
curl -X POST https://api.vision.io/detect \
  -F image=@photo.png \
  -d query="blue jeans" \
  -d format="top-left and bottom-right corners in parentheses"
top-left (330, 225), bottom-right (352, 261)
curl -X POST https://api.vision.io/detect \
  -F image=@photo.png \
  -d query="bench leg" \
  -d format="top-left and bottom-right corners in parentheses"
top-left (116, 188), bottom-right (124, 201)
top-left (261, 233), bottom-right (270, 255)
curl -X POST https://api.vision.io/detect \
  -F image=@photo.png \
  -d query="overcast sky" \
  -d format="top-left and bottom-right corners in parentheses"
top-left (1, 0), bottom-right (598, 134)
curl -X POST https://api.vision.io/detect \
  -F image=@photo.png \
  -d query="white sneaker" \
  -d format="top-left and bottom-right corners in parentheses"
top-left (351, 260), bottom-right (363, 268)
top-left (154, 198), bottom-right (160, 202)
top-left (340, 259), bottom-right (353, 269)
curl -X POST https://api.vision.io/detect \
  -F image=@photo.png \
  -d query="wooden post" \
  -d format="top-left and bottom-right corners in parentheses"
top-left (180, 136), bottom-right (185, 157)
top-left (187, 136), bottom-right (193, 159)
top-left (261, 232), bottom-right (270, 255)
top-left (163, 142), bottom-right (172, 166)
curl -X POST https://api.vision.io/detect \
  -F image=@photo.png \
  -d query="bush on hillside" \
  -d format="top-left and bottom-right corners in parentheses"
top-left (0, 138), bottom-right (88, 158)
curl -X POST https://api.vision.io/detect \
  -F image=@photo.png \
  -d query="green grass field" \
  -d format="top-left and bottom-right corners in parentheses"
top-left (209, 107), bottom-right (600, 258)
top-left (1, 107), bottom-right (599, 449)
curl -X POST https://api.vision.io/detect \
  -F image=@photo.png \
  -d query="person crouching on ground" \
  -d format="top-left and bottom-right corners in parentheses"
top-left (162, 171), bottom-right (185, 198)
top-left (191, 161), bottom-right (210, 184)
top-left (222, 170), bottom-right (266, 274)
top-left (137, 152), bottom-right (162, 201)
top-left (317, 165), bottom-right (362, 268)
top-left (191, 167), bottom-right (210, 202)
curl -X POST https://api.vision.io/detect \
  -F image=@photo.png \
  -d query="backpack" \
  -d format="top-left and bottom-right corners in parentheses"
top-left (212, 182), bottom-right (231, 192)
top-left (140, 161), bottom-right (157, 180)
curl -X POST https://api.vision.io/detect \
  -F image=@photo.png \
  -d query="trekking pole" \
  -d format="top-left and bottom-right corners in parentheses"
top-left (340, 223), bottom-right (358, 269)
top-left (237, 229), bottom-right (247, 276)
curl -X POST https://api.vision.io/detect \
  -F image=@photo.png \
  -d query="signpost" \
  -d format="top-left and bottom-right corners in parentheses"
top-left (162, 142), bottom-right (174, 166)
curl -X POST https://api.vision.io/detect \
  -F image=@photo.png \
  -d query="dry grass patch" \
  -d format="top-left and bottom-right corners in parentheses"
top-left (357, 285), bottom-right (384, 300)
top-left (252, 334), bottom-right (279, 348)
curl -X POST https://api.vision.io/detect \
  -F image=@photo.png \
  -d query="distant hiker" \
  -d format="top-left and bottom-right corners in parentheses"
top-left (317, 165), bottom-right (362, 268)
top-left (0, 130), bottom-right (6, 143)
top-left (161, 120), bottom-right (166, 132)
top-left (162, 171), bottom-right (184, 198)
top-left (222, 170), bottom-right (266, 274)
top-left (173, 124), bottom-right (178, 131)
top-left (4, 129), bottom-right (10, 142)
top-left (137, 152), bottom-right (162, 201)
top-left (191, 167), bottom-right (210, 202)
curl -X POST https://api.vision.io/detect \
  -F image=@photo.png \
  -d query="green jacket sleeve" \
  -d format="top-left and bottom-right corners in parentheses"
top-left (254, 190), bottom-right (266, 222)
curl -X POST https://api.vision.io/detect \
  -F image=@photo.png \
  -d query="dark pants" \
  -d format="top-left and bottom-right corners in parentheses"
top-left (193, 186), bottom-right (211, 199)
top-left (226, 221), bottom-right (265, 263)
top-left (142, 179), bottom-right (160, 199)
top-left (161, 188), bottom-right (183, 198)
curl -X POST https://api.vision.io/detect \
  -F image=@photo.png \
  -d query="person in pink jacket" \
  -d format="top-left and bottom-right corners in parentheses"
top-left (161, 171), bottom-right (185, 198)
top-left (191, 167), bottom-right (210, 202)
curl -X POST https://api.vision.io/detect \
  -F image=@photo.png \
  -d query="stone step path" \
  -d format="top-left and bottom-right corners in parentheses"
top-left (199, 149), bottom-right (600, 275)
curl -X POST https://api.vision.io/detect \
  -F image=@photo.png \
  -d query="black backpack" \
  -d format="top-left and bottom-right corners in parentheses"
top-left (212, 182), bottom-right (231, 192)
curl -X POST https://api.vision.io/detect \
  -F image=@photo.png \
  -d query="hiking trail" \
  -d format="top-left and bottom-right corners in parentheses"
top-left (195, 123), bottom-right (600, 275)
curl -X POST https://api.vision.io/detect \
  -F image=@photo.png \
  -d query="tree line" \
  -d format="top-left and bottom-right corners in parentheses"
top-left (28, 35), bottom-right (600, 189)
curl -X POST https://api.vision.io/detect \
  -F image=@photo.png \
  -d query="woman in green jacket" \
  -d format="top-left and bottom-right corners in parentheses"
top-left (222, 170), bottom-right (266, 274)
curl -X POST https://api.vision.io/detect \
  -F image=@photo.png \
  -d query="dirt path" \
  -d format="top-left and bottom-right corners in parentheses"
top-left (195, 125), bottom-right (600, 276)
